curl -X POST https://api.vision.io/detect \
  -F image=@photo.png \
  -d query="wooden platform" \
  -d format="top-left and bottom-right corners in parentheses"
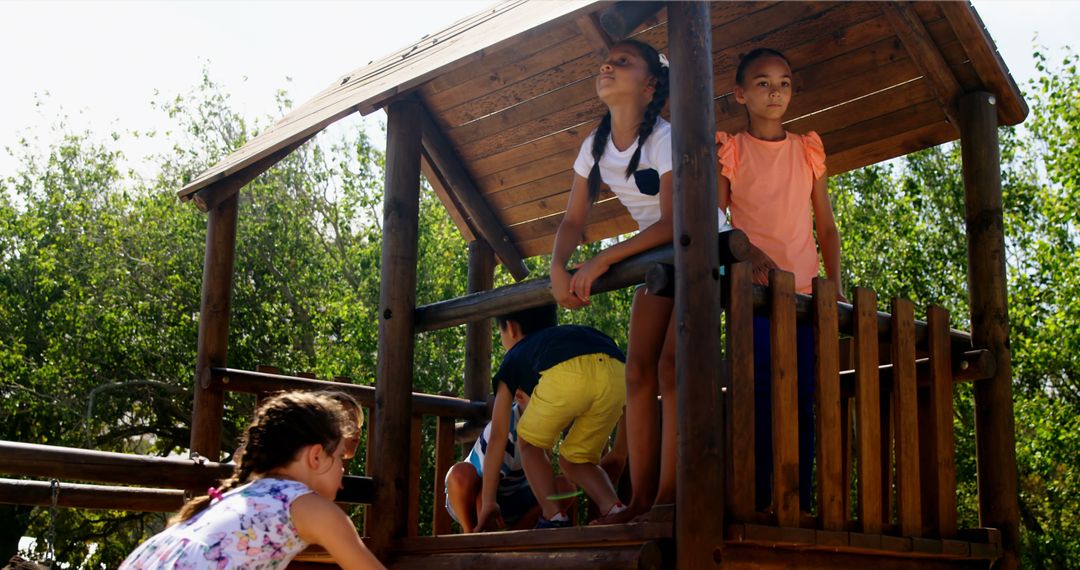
top-left (288, 521), bottom-right (999, 569)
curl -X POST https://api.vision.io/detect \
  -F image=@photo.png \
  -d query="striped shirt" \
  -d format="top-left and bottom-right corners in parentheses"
top-left (466, 403), bottom-right (529, 495)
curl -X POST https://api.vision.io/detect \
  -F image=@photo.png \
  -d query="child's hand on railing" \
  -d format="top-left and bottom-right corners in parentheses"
top-left (747, 244), bottom-right (778, 285)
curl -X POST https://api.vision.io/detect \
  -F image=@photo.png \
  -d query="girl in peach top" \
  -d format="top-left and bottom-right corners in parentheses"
top-left (716, 48), bottom-right (843, 512)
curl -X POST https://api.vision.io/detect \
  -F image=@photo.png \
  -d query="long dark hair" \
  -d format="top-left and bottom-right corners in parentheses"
top-left (735, 47), bottom-right (790, 86)
top-left (587, 39), bottom-right (670, 203)
top-left (170, 391), bottom-right (355, 525)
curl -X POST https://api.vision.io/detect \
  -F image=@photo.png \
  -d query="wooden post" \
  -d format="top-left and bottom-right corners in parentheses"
top-left (853, 288), bottom-right (883, 534)
top-left (768, 270), bottom-right (800, 527)
top-left (464, 240), bottom-right (496, 403)
top-left (725, 261), bottom-right (754, 522)
top-left (959, 90), bottom-right (1020, 569)
top-left (190, 192), bottom-right (239, 461)
top-left (812, 277), bottom-right (843, 531)
top-left (368, 98), bottom-right (423, 553)
top-left (668, 2), bottom-right (723, 567)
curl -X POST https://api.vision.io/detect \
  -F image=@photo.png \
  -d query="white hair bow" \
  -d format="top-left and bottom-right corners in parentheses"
top-left (658, 53), bottom-right (669, 69)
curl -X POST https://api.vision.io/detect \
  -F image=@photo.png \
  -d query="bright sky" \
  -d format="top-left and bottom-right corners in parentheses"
top-left (0, 0), bottom-right (1077, 179)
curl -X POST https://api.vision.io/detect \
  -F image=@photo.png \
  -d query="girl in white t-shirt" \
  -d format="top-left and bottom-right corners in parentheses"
top-left (120, 392), bottom-right (385, 570)
top-left (551, 39), bottom-right (714, 524)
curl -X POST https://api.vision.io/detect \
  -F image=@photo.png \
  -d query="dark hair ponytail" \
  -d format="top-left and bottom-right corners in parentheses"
top-left (169, 391), bottom-right (354, 525)
top-left (586, 39), bottom-right (670, 203)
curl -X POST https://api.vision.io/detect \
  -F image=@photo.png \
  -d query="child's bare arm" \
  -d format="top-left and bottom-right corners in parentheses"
top-left (476, 383), bottom-right (513, 531)
top-left (569, 172), bottom-right (674, 301)
top-left (551, 173), bottom-right (593, 309)
top-left (292, 494), bottom-right (386, 570)
top-left (717, 172), bottom-right (731, 211)
top-left (810, 172), bottom-right (844, 299)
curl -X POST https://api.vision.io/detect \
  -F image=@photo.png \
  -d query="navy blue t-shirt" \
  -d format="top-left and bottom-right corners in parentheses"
top-left (492, 325), bottom-right (626, 397)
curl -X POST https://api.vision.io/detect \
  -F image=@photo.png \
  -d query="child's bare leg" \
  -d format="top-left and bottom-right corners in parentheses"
top-left (519, 439), bottom-right (562, 519)
top-left (445, 462), bottom-right (481, 532)
top-left (595, 288), bottom-right (671, 524)
top-left (558, 455), bottom-right (620, 517)
top-left (654, 315), bottom-right (678, 506)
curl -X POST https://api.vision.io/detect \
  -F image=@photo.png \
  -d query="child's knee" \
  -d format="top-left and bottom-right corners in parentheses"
top-left (625, 359), bottom-right (657, 392)
top-left (445, 462), bottom-right (479, 493)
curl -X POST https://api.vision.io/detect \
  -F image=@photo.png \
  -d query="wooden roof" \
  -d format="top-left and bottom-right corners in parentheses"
top-left (178, 1), bottom-right (1026, 278)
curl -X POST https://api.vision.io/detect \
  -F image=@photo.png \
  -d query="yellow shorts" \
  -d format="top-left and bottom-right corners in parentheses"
top-left (516, 353), bottom-right (626, 464)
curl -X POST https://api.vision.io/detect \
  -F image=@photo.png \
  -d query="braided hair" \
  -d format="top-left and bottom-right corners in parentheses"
top-left (170, 391), bottom-right (355, 525)
top-left (586, 39), bottom-right (671, 203)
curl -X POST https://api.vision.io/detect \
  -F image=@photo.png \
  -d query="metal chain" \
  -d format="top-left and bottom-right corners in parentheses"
top-left (46, 479), bottom-right (59, 568)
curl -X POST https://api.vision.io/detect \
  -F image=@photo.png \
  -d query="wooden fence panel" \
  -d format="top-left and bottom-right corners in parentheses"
top-left (812, 277), bottom-right (843, 530)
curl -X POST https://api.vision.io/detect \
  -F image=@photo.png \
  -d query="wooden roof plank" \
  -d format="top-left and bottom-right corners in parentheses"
top-left (717, 57), bottom-right (922, 135)
top-left (575, 12), bottom-right (615, 53)
top-left (419, 103), bottom-right (530, 281)
top-left (789, 79), bottom-right (936, 138)
top-left (438, 43), bottom-right (597, 128)
top-left (455, 96), bottom-right (603, 162)
top-left (469, 126), bottom-right (591, 178)
top-left (178, 0), bottom-right (596, 199)
top-left (939, 1), bottom-right (1028, 125)
top-left (422, 33), bottom-right (593, 121)
top-left (829, 121), bottom-right (956, 176)
top-left (476, 148), bottom-right (577, 196)
top-left (882, 2), bottom-right (962, 126)
top-left (515, 214), bottom-right (636, 258)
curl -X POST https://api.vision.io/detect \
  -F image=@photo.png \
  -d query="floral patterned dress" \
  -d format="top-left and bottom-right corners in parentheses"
top-left (120, 478), bottom-right (313, 569)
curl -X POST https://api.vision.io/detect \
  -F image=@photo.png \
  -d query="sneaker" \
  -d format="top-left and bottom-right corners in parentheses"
top-left (534, 515), bottom-right (571, 529)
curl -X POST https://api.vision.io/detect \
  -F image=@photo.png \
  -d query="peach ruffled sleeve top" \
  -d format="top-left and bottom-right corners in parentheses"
top-left (716, 130), bottom-right (826, 293)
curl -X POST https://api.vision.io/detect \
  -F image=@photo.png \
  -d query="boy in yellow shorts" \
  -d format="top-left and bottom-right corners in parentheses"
top-left (475, 305), bottom-right (628, 530)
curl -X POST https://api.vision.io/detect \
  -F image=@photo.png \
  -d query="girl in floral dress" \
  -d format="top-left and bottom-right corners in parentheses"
top-left (120, 392), bottom-right (385, 570)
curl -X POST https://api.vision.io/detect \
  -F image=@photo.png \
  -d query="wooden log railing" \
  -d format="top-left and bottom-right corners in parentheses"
top-left (209, 367), bottom-right (484, 537)
top-left (413, 230), bottom-right (749, 333)
top-left (722, 261), bottom-right (985, 551)
top-left (0, 440), bottom-right (374, 510)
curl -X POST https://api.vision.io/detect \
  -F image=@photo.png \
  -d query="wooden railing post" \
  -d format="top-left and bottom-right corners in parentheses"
top-left (368, 98), bottom-right (423, 553)
top-left (812, 278), bottom-right (843, 530)
top-left (433, 417), bottom-right (457, 535)
top-left (853, 288), bottom-right (883, 534)
top-left (768, 270), bottom-right (800, 527)
top-left (464, 240), bottom-right (495, 404)
top-left (668, 2), bottom-right (724, 566)
top-left (959, 90), bottom-right (1020, 568)
top-left (890, 298), bottom-right (921, 537)
top-left (921, 305), bottom-right (957, 538)
top-left (190, 192), bottom-right (239, 461)
top-left (724, 261), bottom-right (754, 522)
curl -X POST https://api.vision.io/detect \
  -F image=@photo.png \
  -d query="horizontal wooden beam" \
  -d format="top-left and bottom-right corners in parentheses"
top-left (419, 103), bottom-right (530, 280)
top-left (882, 2), bottom-right (961, 126)
top-left (0, 478), bottom-right (184, 512)
top-left (837, 349), bottom-right (995, 394)
top-left (390, 543), bottom-right (665, 570)
top-left (938, 1), bottom-right (1028, 125)
top-left (183, 135), bottom-right (313, 212)
top-left (413, 230), bottom-right (750, 332)
top-left (749, 282), bottom-right (974, 353)
top-left (395, 521), bottom-right (672, 554)
top-left (209, 368), bottom-right (488, 421)
top-left (0, 441), bottom-right (233, 489)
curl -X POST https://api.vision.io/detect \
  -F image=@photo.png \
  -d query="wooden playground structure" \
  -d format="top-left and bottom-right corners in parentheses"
top-left (1, 1), bottom-right (1029, 568)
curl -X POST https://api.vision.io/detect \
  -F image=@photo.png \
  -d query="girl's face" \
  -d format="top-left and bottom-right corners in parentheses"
top-left (734, 55), bottom-right (793, 121)
top-left (596, 44), bottom-right (655, 106)
top-left (310, 443), bottom-right (347, 500)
